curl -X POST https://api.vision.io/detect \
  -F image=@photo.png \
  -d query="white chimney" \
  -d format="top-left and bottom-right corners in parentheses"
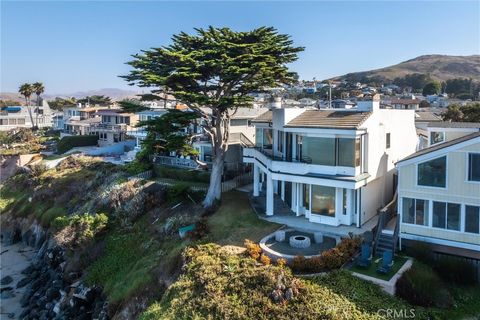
top-left (356, 94), bottom-right (380, 112)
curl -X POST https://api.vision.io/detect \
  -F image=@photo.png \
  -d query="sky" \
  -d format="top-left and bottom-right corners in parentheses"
top-left (1, 1), bottom-right (479, 94)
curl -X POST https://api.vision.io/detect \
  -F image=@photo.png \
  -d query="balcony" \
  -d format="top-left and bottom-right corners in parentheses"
top-left (91, 123), bottom-right (128, 132)
top-left (243, 147), bottom-right (358, 178)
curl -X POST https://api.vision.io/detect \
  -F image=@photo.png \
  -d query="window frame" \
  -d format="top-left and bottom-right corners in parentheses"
top-left (401, 197), bottom-right (429, 226)
top-left (386, 133), bottom-right (391, 149)
top-left (430, 131), bottom-right (445, 145)
top-left (465, 205), bottom-right (480, 234)
top-left (416, 155), bottom-right (447, 189)
top-left (467, 153), bottom-right (480, 183)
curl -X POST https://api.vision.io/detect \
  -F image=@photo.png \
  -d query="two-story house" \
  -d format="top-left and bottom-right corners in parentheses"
top-left (93, 109), bottom-right (139, 147)
top-left (243, 96), bottom-right (418, 229)
top-left (396, 132), bottom-right (480, 259)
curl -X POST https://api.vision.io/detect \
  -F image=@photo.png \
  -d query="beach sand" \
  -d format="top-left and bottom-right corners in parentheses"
top-left (0, 243), bottom-right (36, 319)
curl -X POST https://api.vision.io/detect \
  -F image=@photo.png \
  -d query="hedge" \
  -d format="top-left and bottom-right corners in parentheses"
top-left (57, 135), bottom-right (98, 154)
top-left (153, 165), bottom-right (210, 183)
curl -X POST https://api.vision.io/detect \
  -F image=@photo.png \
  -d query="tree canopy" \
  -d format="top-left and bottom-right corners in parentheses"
top-left (122, 26), bottom-right (303, 206)
top-left (422, 81), bottom-right (441, 96)
top-left (442, 103), bottom-right (480, 122)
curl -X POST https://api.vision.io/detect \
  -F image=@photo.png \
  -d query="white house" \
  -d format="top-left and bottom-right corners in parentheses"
top-left (243, 95), bottom-right (418, 228)
top-left (0, 101), bottom-right (53, 131)
top-left (396, 132), bottom-right (480, 259)
top-left (426, 122), bottom-right (480, 147)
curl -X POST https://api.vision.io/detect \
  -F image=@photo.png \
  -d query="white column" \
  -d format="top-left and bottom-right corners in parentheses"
top-left (281, 180), bottom-right (285, 201)
top-left (266, 174), bottom-right (274, 216)
top-left (346, 189), bottom-right (353, 225)
top-left (335, 188), bottom-right (343, 225)
top-left (253, 165), bottom-right (260, 197)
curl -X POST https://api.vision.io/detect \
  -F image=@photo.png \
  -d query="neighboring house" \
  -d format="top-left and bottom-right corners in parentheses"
top-left (62, 106), bottom-right (102, 136)
top-left (331, 99), bottom-right (355, 109)
top-left (0, 101), bottom-right (53, 131)
top-left (243, 95), bottom-right (418, 228)
top-left (192, 107), bottom-right (267, 170)
top-left (52, 112), bottom-right (64, 131)
top-left (391, 99), bottom-right (421, 110)
top-left (130, 109), bottom-right (169, 149)
top-left (396, 132), bottom-right (480, 259)
top-left (426, 122), bottom-right (480, 148)
top-left (414, 110), bottom-right (443, 149)
top-left (94, 109), bottom-right (139, 147)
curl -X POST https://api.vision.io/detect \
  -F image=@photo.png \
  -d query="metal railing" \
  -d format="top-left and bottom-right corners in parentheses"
top-left (373, 191), bottom-right (398, 254)
top-left (251, 147), bottom-right (312, 164)
top-left (152, 155), bottom-right (199, 169)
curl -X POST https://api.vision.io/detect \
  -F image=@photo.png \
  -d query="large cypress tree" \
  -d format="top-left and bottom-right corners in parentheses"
top-left (122, 26), bottom-right (303, 207)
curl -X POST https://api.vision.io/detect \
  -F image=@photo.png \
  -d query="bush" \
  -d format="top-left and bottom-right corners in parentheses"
top-left (140, 244), bottom-right (377, 320)
top-left (166, 182), bottom-right (191, 203)
top-left (290, 236), bottom-right (361, 273)
top-left (260, 254), bottom-right (271, 266)
top-left (396, 263), bottom-right (452, 308)
top-left (123, 160), bottom-right (152, 175)
top-left (435, 255), bottom-right (476, 285)
top-left (153, 165), bottom-right (210, 183)
top-left (244, 239), bottom-right (262, 260)
top-left (57, 135), bottom-right (98, 154)
top-left (53, 213), bottom-right (108, 247)
top-left (40, 206), bottom-right (67, 226)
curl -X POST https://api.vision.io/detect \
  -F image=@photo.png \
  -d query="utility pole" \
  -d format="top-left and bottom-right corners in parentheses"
top-left (328, 80), bottom-right (332, 108)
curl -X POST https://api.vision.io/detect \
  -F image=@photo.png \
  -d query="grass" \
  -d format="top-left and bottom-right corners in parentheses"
top-left (86, 217), bottom-right (163, 303)
top-left (154, 177), bottom-right (208, 189)
top-left (207, 191), bottom-right (280, 246)
top-left (349, 255), bottom-right (409, 281)
top-left (443, 284), bottom-right (480, 319)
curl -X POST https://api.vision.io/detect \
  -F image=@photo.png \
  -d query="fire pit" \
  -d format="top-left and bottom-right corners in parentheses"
top-left (289, 235), bottom-right (311, 248)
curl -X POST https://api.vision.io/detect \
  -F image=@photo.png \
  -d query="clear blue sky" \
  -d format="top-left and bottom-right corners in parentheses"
top-left (1, 1), bottom-right (479, 94)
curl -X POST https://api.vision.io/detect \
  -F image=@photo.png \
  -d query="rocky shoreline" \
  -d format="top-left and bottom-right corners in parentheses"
top-left (1, 222), bottom-right (108, 320)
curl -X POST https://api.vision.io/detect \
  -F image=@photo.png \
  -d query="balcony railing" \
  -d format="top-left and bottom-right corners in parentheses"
top-left (152, 155), bottom-right (199, 169)
top-left (251, 147), bottom-right (311, 163)
top-left (91, 123), bottom-right (128, 132)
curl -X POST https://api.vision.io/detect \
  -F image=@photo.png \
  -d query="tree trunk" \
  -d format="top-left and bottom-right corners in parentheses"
top-left (25, 98), bottom-right (35, 130)
top-left (202, 148), bottom-right (225, 207)
top-left (202, 110), bottom-right (229, 208)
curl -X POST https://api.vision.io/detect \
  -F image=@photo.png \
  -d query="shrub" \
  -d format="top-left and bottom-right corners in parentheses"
top-left (153, 165), bottom-right (210, 183)
top-left (40, 206), bottom-right (67, 226)
top-left (260, 254), bottom-right (271, 266)
top-left (123, 160), bottom-right (152, 175)
top-left (166, 182), bottom-right (191, 203)
top-left (244, 239), bottom-right (262, 260)
top-left (277, 258), bottom-right (287, 267)
top-left (396, 263), bottom-right (452, 308)
top-left (53, 213), bottom-right (108, 247)
top-left (434, 255), bottom-right (476, 285)
top-left (290, 236), bottom-right (361, 273)
top-left (57, 135), bottom-right (98, 154)
top-left (405, 241), bottom-right (434, 264)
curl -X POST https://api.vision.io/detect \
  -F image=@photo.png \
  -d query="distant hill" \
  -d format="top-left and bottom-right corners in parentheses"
top-left (0, 88), bottom-right (141, 105)
top-left (332, 54), bottom-right (480, 83)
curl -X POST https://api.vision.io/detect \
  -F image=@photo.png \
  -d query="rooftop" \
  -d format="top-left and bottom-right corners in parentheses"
top-left (285, 110), bottom-right (371, 129)
top-left (397, 131), bottom-right (480, 163)
top-left (427, 121), bottom-right (480, 129)
top-left (250, 110), bottom-right (273, 123)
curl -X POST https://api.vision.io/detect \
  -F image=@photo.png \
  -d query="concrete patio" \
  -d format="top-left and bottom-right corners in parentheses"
top-left (250, 194), bottom-right (378, 238)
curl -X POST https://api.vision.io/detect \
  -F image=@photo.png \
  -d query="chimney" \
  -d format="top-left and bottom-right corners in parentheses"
top-left (270, 96), bottom-right (282, 109)
top-left (356, 94), bottom-right (380, 112)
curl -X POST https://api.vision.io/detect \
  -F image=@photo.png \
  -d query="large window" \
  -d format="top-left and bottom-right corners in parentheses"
top-left (468, 153), bottom-right (480, 182)
top-left (465, 205), bottom-right (480, 234)
top-left (302, 137), bottom-right (335, 166)
top-left (300, 136), bottom-right (361, 167)
top-left (402, 198), bottom-right (429, 226)
top-left (430, 131), bottom-right (445, 145)
top-left (311, 185), bottom-right (336, 217)
top-left (255, 128), bottom-right (263, 148)
top-left (338, 138), bottom-right (358, 167)
top-left (432, 201), bottom-right (461, 231)
top-left (263, 129), bottom-right (273, 149)
top-left (417, 156), bottom-right (446, 188)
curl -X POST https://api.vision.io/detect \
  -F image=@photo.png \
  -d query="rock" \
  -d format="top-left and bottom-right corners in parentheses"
top-left (1, 275), bottom-right (13, 285)
top-left (0, 287), bottom-right (15, 299)
top-left (274, 230), bottom-right (286, 242)
top-left (16, 277), bottom-right (31, 288)
top-left (21, 264), bottom-right (35, 275)
top-left (314, 232), bottom-right (324, 243)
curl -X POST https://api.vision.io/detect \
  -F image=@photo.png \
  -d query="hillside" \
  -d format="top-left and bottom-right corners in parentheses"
top-left (333, 54), bottom-right (480, 83)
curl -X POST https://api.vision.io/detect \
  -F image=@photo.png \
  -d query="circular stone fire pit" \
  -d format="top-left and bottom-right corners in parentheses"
top-left (289, 235), bottom-right (311, 248)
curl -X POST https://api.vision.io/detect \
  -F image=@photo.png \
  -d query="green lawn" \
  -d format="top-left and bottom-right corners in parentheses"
top-left (350, 255), bottom-right (409, 281)
top-left (207, 191), bottom-right (280, 246)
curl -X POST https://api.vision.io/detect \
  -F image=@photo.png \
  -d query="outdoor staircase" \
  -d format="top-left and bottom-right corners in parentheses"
top-left (373, 192), bottom-right (400, 257)
top-left (376, 233), bottom-right (395, 257)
